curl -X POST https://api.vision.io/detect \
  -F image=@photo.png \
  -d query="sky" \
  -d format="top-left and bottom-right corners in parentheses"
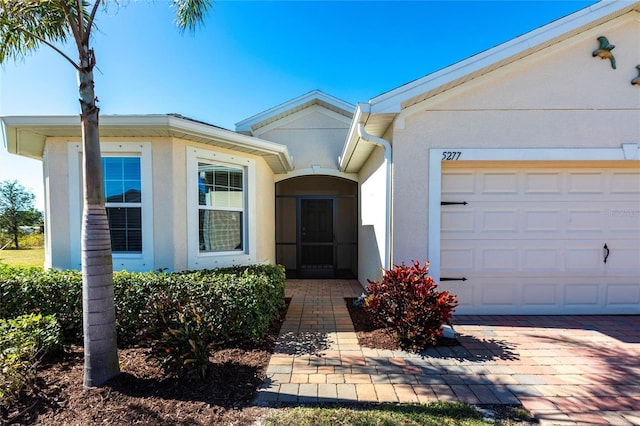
top-left (0, 0), bottom-right (599, 211)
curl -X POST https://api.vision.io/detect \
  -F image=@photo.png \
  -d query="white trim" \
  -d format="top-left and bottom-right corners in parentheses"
top-left (187, 147), bottom-right (257, 269)
top-left (250, 104), bottom-right (352, 138)
top-left (274, 167), bottom-right (358, 183)
top-left (68, 142), bottom-right (154, 271)
top-left (428, 147), bottom-right (640, 283)
top-left (235, 90), bottom-right (354, 132)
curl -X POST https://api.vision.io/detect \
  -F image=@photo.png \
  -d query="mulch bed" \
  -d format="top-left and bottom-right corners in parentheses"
top-left (5, 297), bottom-right (464, 425)
top-left (344, 297), bottom-right (460, 350)
top-left (1, 301), bottom-right (292, 426)
top-left (344, 298), bottom-right (399, 350)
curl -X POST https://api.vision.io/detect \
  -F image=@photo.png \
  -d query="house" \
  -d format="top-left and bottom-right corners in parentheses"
top-left (2, 0), bottom-right (639, 314)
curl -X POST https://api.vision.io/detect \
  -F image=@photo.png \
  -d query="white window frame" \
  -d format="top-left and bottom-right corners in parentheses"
top-left (68, 142), bottom-right (154, 271)
top-left (103, 156), bottom-right (143, 254)
top-left (187, 147), bottom-right (257, 269)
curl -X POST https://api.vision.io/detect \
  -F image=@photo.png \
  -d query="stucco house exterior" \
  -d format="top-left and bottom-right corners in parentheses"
top-left (2, 0), bottom-right (639, 314)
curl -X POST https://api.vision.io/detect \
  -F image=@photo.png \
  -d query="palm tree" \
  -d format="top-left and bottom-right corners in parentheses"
top-left (0, 0), bottom-right (212, 387)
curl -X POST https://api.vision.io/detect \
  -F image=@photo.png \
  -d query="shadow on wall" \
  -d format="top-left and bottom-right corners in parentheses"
top-left (359, 225), bottom-right (384, 285)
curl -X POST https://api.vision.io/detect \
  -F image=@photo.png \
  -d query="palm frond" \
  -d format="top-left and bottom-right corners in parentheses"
top-left (172, 0), bottom-right (212, 32)
top-left (0, 0), bottom-right (91, 65)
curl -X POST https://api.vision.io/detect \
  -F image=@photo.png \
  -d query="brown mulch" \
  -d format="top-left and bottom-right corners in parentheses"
top-left (1, 301), bottom-right (292, 426)
top-left (345, 297), bottom-right (460, 350)
top-left (4, 298), bottom-right (473, 425)
top-left (344, 298), bottom-right (399, 350)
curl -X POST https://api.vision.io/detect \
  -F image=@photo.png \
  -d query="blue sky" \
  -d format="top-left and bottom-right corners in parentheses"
top-left (1, 0), bottom-right (598, 210)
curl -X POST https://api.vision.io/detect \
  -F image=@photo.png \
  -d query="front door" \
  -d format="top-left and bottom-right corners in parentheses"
top-left (298, 197), bottom-right (335, 278)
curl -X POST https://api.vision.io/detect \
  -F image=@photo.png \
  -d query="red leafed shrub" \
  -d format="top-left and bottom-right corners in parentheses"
top-left (363, 261), bottom-right (458, 351)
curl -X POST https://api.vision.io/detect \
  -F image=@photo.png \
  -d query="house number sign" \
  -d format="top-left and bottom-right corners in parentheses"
top-left (442, 151), bottom-right (462, 160)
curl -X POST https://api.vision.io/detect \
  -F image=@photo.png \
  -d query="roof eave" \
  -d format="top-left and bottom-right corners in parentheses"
top-left (235, 90), bottom-right (355, 133)
top-left (1, 114), bottom-right (294, 173)
top-left (339, 104), bottom-right (397, 173)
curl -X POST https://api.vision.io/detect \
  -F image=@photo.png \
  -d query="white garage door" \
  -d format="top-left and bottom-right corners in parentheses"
top-left (440, 163), bottom-right (640, 315)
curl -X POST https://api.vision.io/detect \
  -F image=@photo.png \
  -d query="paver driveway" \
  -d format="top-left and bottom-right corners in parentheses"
top-left (255, 279), bottom-right (640, 425)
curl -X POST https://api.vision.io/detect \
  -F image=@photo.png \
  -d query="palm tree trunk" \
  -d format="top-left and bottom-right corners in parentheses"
top-left (78, 46), bottom-right (119, 387)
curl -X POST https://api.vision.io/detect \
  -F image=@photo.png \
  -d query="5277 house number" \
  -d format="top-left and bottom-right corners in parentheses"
top-left (442, 151), bottom-right (462, 160)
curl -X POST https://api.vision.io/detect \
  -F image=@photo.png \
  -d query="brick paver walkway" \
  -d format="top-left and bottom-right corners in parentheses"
top-left (255, 279), bottom-right (640, 425)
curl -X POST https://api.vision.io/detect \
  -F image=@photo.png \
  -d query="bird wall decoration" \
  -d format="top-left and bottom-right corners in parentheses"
top-left (632, 65), bottom-right (640, 86)
top-left (592, 36), bottom-right (616, 69)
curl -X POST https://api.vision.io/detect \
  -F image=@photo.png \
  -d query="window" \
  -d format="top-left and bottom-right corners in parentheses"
top-left (187, 148), bottom-right (255, 269)
top-left (103, 157), bottom-right (142, 253)
top-left (198, 162), bottom-right (244, 252)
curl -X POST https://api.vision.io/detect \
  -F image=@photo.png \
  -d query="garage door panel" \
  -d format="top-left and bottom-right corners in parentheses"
top-left (567, 209), bottom-right (607, 232)
top-left (524, 210), bottom-right (563, 232)
top-left (607, 285), bottom-right (640, 305)
top-left (605, 241), bottom-right (640, 270)
top-left (482, 172), bottom-right (519, 193)
top-left (481, 284), bottom-right (516, 305)
top-left (441, 210), bottom-right (474, 232)
top-left (442, 172), bottom-right (475, 194)
top-left (610, 172), bottom-right (640, 193)
top-left (606, 211), bottom-right (640, 232)
top-left (523, 248), bottom-right (562, 271)
top-left (445, 283), bottom-right (473, 310)
top-left (564, 284), bottom-right (600, 306)
top-left (481, 247), bottom-right (518, 271)
top-left (524, 172), bottom-right (562, 194)
top-left (441, 165), bottom-right (640, 315)
top-left (567, 172), bottom-right (607, 194)
top-left (441, 245), bottom-right (474, 270)
top-left (565, 246), bottom-right (603, 272)
top-left (481, 209), bottom-right (518, 232)
top-left (522, 284), bottom-right (558, 305)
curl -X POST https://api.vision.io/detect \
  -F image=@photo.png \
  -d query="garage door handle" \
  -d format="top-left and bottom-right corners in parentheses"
top-left (603, 243), bottom-right (610, 264)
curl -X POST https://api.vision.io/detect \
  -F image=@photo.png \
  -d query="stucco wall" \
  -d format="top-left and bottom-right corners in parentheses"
top-left (42, 138), bottom-right (72, 270)
top-left (152, 138), bottom-right (182, 271)
top-left (258, 107), bottom-right (351, 172)
top-left (391, 15), bottom-right (640, 265)
top-left (254, 155), bottom-right (276, 264)
top-left (358, 145), bottom-right (387, 284)
top-left (42, 136), bottom-right (276, 272)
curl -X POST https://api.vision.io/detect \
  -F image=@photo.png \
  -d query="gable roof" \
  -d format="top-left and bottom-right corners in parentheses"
top-left (235, 90), bottom-right (354, 135)
top-left (340, 0), bottom-right (640, 172)
top-left (1, 114), bottom-right (293, 173)
top-left (371, 0), bottom-right (639, 114)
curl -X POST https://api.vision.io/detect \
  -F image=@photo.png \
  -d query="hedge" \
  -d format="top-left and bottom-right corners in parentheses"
top-left (0, 263), bottom-right (286, 347)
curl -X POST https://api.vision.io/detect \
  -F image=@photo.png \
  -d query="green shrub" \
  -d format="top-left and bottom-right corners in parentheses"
top-left (364, 261), bottom-right (458, 351)
top-left (0, 265), bottom-right (82, 342)
top-left (0, 262), bottom-right (287, 378)
top-left (0, 314), bottom-right (62, 407)
top-left (142, 264), bottom-right (286, 378)
top-left (113, 270), bottom-right (170, 345)
top-left (18, 232), bottom-right (44, 248)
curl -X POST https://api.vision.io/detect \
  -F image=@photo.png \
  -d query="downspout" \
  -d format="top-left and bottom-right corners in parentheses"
top-left (356, 123), bottom-right (392, 270)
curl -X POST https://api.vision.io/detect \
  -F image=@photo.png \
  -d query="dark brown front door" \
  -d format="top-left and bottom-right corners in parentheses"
top-left (298, 197), bottom-right (335, 278)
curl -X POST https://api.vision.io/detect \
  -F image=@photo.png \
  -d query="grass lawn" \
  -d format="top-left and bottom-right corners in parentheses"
top-left (265, 403), bottom-right (532, 425)
top-left (0, 247), bottom-right (44, 268)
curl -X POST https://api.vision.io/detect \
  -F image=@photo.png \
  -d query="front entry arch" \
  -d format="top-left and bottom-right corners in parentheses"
top-left (276, 176), bottom-right (357, 278)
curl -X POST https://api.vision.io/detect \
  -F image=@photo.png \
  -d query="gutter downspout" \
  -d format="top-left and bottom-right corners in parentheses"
top-left (357, 123), bottom-right (392, 270)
